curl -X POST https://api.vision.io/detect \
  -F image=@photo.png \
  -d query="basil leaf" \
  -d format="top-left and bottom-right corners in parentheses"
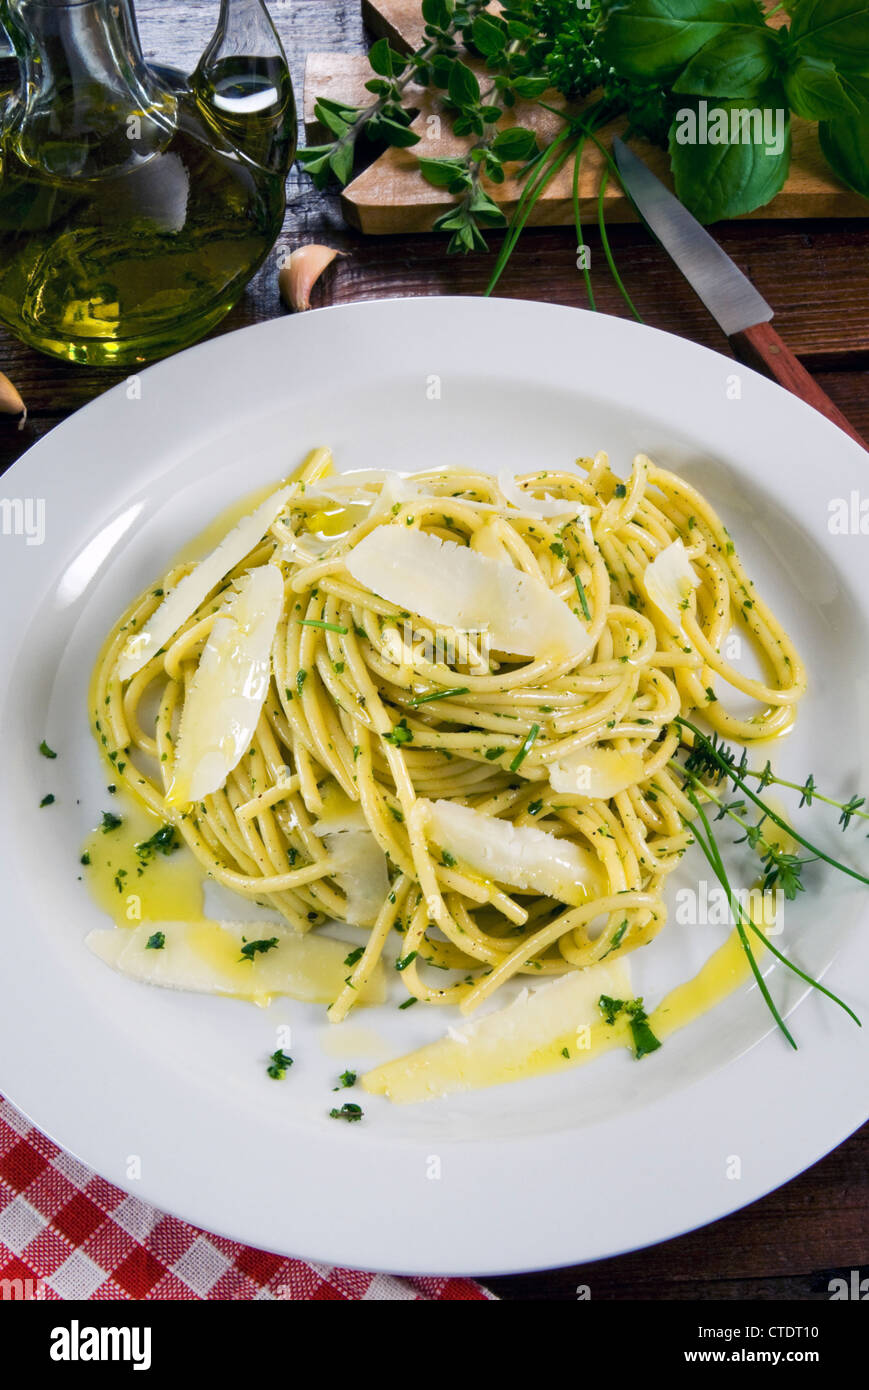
top-left (491, 126), bottom-right (539, 160)
top-left (820, 106), bottom-right (869, 196)
top-left (787, 0), bottom-right (869, 72)
top-left (669, 96), bottom-right (791, 222)
top-left (599, 0), bottom-right (766, 81)
top-left (784, 54), bottom-right (859, 119)
top-left (673, 28), bottom-right (780, 97)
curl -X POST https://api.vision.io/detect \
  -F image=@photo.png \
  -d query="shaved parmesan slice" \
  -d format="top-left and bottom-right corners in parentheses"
top-left (427, 800), bottom-right (602, 906)
top-left (362, 957), bottom-right (632, 1102)
top-left (643, 539), bottom-right (699, 629)
top-left (166, 565), bottom-right (283, 805)
top-left (370, 472), bottom-right (420, 518)
top-left (345, 528), bottom-right (591, 662)
top-left (325, 829), bottom-right (389, 927)
top-left (549, 747), bottom-right (645, 799)
top-left (499, 471), bottom-right (589, 523)
top-left (118, 485), bottom-right (293, 680)
top-left (86, 919), bottom-right (386, 1005)
top-left (313, 783), bottom-right (367, 835)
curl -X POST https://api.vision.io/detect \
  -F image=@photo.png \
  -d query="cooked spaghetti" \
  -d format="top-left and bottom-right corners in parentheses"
top-left (91, 448), bottom-right (806, 1021)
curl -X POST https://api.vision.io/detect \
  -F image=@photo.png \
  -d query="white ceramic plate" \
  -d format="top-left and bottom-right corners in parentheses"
top-left (1, 298), bottom-right (868, 1276)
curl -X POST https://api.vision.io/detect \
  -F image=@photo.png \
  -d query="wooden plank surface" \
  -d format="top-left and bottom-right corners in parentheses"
top-left (305, 1), bottom-right (869, 235)
top-left (0, 0), bottom-right (867, 1301)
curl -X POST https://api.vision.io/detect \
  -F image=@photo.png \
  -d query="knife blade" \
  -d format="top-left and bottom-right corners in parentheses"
top-left (613, 136), bottom-right (773, 338)
top-left (612, 136), bottom-right (864, 447)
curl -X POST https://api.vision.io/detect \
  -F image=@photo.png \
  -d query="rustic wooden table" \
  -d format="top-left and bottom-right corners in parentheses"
top-left (1, 1), bottom-right (866, 1300)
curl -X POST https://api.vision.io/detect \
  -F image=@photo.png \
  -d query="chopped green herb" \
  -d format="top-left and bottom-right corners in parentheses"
top-left (296, 618), bottom-right (348, 634)
top-left (384, 718), bottom-right (413, 747)
top-left (602, 920), bottom-right (629, 958)
top-left (395, 951), bottom-right (418, 972)
top-left (145, 931), bottom-right (166, 951)
top-left (510, 723), bottom-right (540, 773)
top-left (100, 811), bottom-right (122, 833)
top-left (39, 740), bottom-right (57, 760)
top-left (344, 946), bottom-right (364, 967)
top-left (239, 937), bottom-right (280, 963)
top-left (329, 1102), bottom-right (363, 1122)
top-left (267, 1049), bottom-right (294, 1080)
top-left (574, 575), bottom-right (591, 622)
top-left (134, 824), bottom-right (179, 864)
top-left (598, 994), bottom-right (662, 1060)
top-left (408, 687), bottom-right (470, 706)
top-left (40, 794), bottom-right (55, 807)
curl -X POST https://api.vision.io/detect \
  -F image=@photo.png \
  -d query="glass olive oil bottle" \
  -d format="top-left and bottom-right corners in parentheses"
top-left (0, 0), bottom-right (296, 366)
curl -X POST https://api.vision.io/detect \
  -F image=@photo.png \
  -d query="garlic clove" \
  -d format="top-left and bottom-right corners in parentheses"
top-left (278, 244), bottom-right (344, 312)
top-left (0, 372), bottom-right (26, 430)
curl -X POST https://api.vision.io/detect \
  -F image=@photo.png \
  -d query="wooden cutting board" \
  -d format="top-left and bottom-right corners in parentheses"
top-left (304, 0), bottom-right (869, 235)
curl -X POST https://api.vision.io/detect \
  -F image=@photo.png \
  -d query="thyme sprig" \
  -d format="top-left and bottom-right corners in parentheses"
top-left (672, 718), bottom-right (864, 1046)
top-left (682, 727), bottom-right (869, 830)
top-left (675, 761), bottom-right (817, 902)
top-left (676, 717), bottom-right (869, 892)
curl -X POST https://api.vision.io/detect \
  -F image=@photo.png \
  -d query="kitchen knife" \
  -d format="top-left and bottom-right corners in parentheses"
top-left (612, 135), bottom-right (864, 448)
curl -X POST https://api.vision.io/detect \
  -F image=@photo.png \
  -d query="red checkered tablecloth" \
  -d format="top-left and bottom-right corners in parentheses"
top-left (0, 1096), bottom-right (492, 1300)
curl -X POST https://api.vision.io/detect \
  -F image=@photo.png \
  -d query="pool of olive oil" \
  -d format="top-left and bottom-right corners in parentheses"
top-left (0, 93), bottom-right (288, 366)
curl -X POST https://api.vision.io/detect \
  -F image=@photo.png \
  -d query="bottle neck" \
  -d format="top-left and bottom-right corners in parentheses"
top-left (4, 0), bottom-right (174, 176)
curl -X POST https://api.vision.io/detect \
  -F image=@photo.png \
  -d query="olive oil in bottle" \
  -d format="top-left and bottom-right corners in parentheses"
top-left (0, 0), bottom-right (295, 366)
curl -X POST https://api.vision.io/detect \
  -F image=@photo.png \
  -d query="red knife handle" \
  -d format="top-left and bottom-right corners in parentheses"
top-left (728, 321), bottom-right (865, 449)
